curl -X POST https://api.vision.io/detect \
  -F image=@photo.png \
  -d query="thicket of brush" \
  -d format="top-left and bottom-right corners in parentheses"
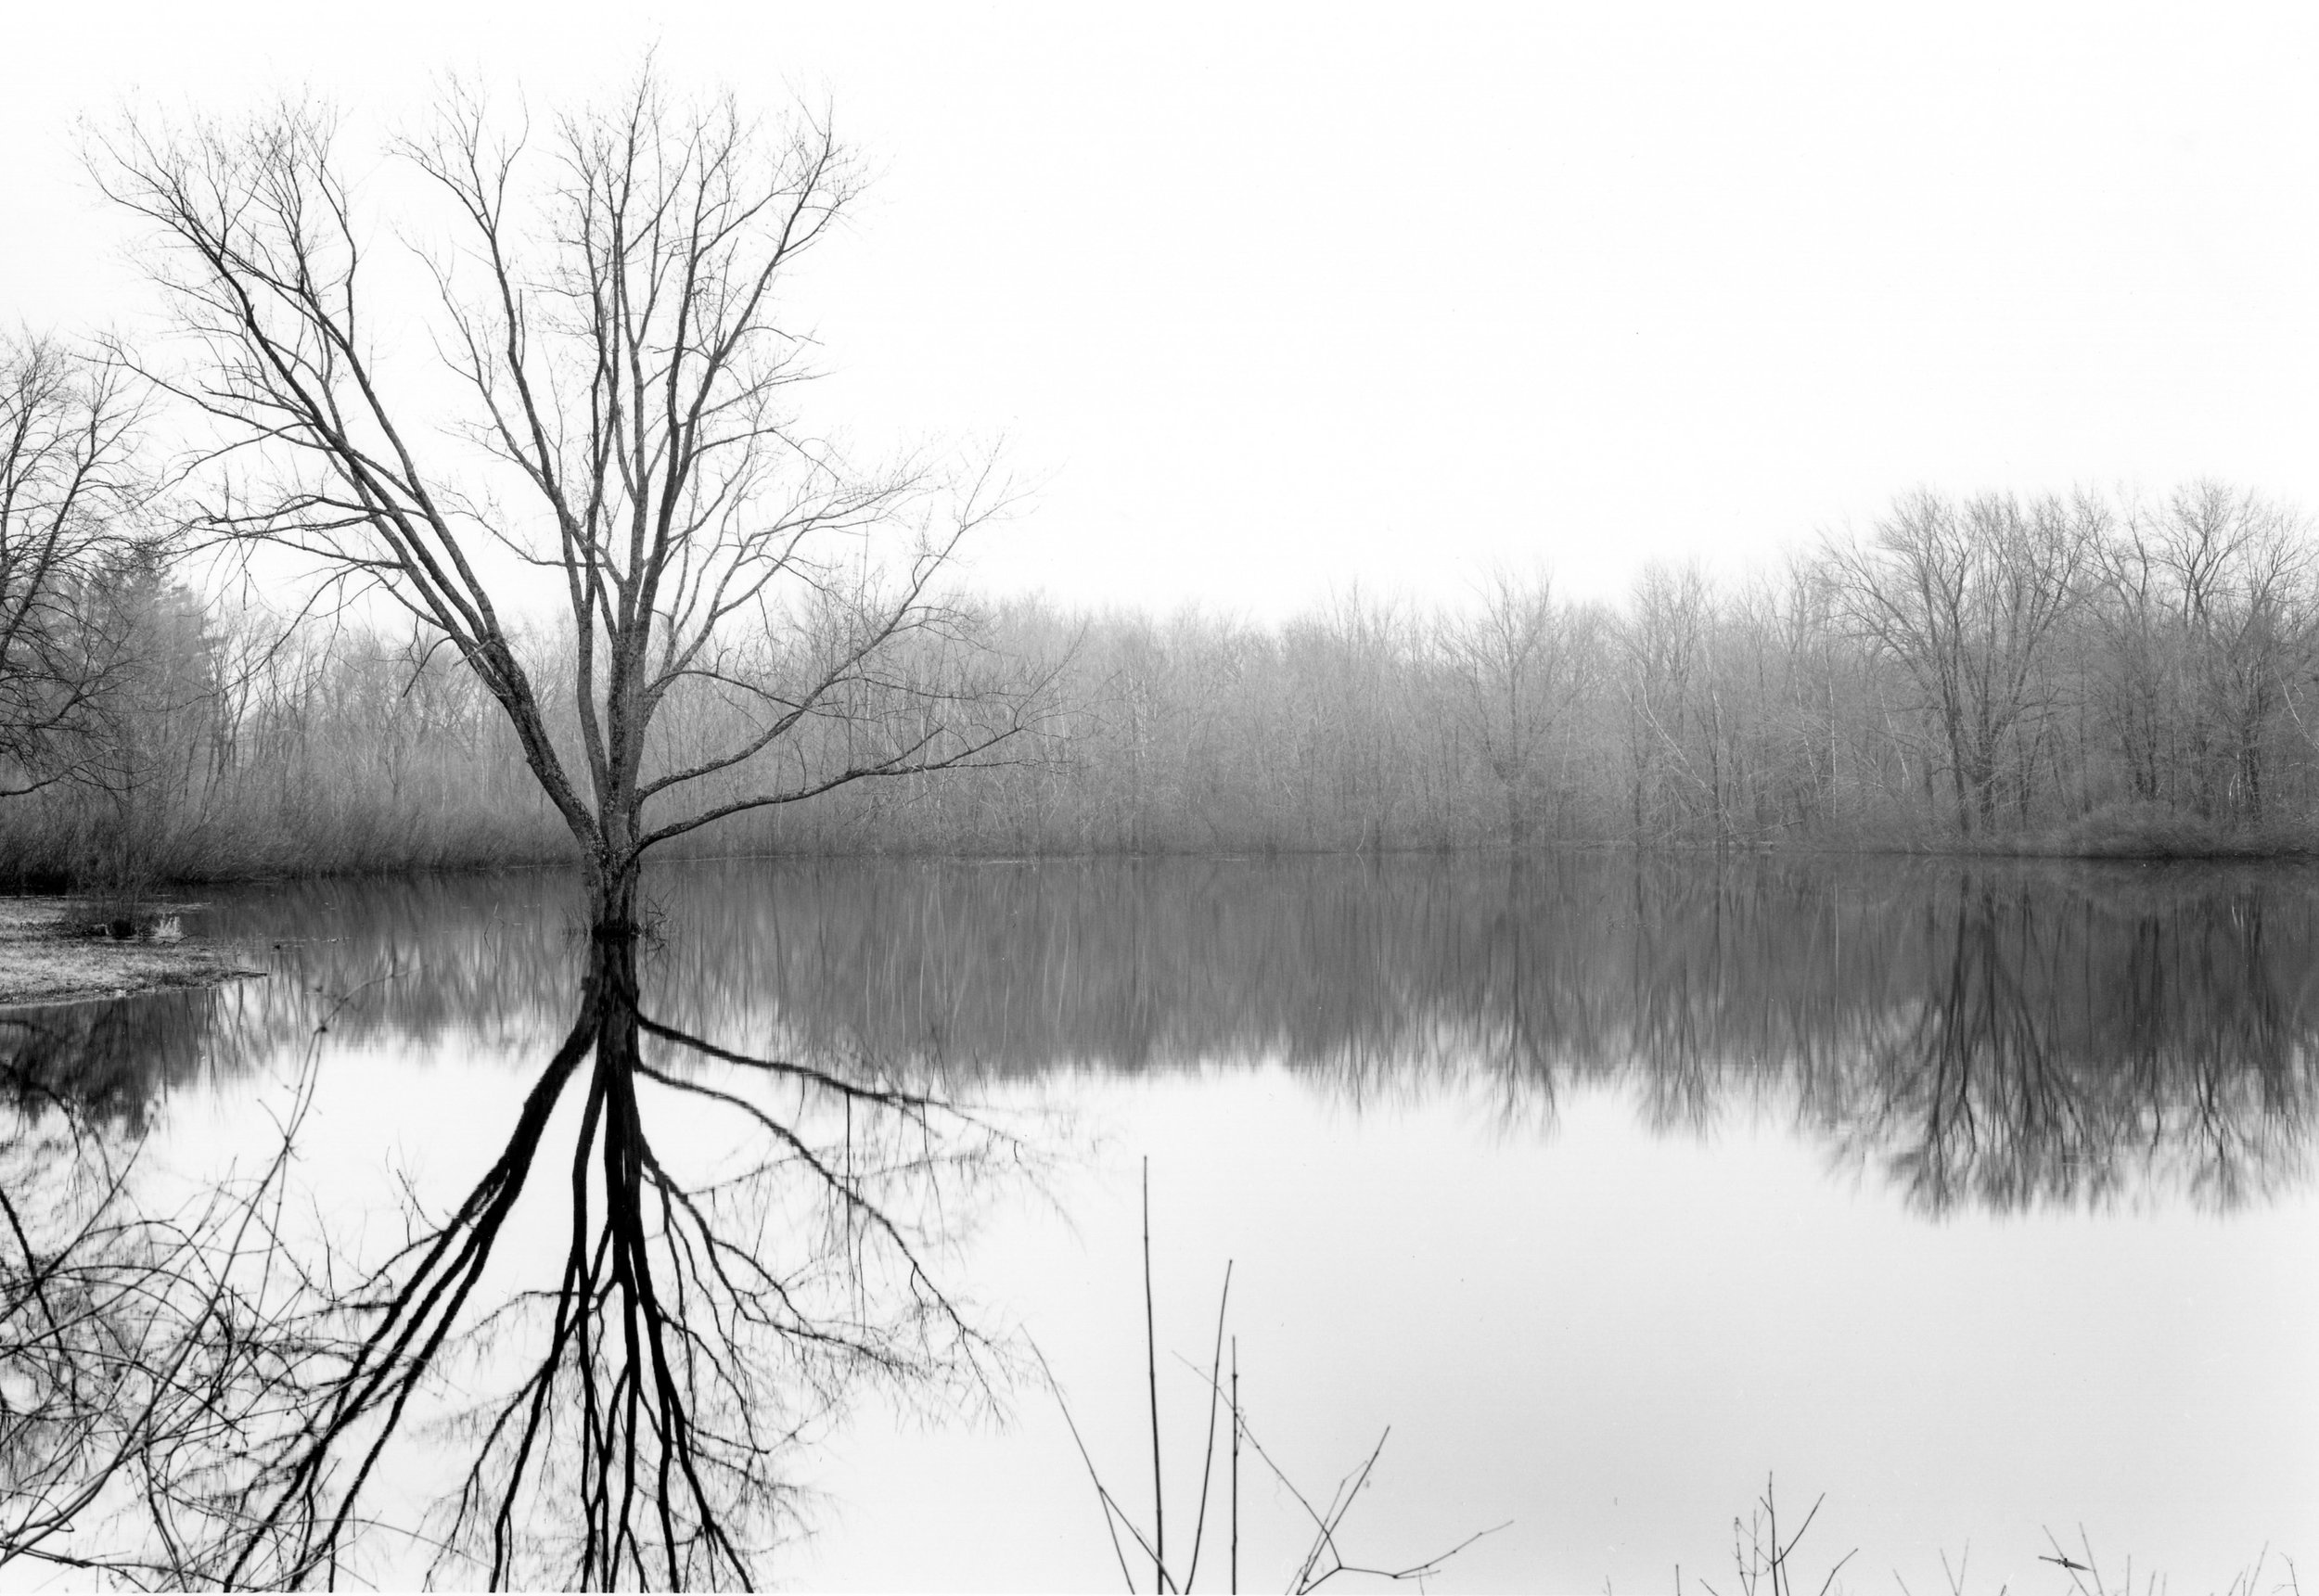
top-left (9, 480), bottom-right (2319, 885)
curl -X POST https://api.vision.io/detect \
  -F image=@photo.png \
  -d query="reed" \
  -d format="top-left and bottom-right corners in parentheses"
top-left (1038, 1160), bottom-right (1502, 1593)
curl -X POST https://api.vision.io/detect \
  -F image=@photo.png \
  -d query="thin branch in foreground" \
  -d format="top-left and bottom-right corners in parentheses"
top-left (1041, 1172), bottom-right (1502, 1593)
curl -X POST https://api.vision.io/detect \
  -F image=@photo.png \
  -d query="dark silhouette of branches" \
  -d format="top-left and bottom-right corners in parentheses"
top-left (210, 940), bottom-right (1012, 1589)
top-left (0, 334), bottom-right (160, 801)
top-left (0, 1045), bottom-right (326, 1587)
top-left (1041, 1186), bottom-right (1503, 1594)
top-left (4, 931), bottom-right (1022, 1590)
top-left (96, 71), bottom-right (1053, 931)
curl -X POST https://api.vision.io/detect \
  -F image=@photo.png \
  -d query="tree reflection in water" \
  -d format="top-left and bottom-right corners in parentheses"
top-left (6, 855), bottom-right (2319, 1585)
top-left (2, 937), bottom-right (1022, 1589)
top-left (604, 854), bottom-right (2316, 1217)
top-left (1805, 872), bottom-right (2315, 1212)
top-left (2, 1008), bottom-right (321, 1585)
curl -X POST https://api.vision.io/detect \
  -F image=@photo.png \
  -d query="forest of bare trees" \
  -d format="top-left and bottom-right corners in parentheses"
top-left (5, 77), bottom-right (2319, 888)
top-left (8, 471), bottom-right (2319, 885)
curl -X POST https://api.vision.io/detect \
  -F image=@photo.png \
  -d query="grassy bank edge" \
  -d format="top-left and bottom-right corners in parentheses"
top-left (12, 795), bottom-right (2319, 907)
top-left (0, 900), bottom-right (266, 1009)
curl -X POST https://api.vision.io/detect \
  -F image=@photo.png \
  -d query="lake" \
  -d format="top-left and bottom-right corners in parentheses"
top-left (5, 852), bottom-right (2315, 1590)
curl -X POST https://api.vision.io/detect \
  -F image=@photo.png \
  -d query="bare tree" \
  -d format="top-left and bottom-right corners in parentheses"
top-left (1438, 568), bottom-right (1595, 847)
top-left (1618, 564), bottom-right (1719, 839)
top-left (1823, 491), bottom-right (2095, 834)
top-left (0, 336), bottom-right (152, 799)
top-left (98, 75), bottom-right (1038, 932)
top-left (2089, 482), bottom-right (2318, 821)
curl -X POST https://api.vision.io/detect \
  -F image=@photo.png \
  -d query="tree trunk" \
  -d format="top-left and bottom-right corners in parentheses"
top-left (587, 792), bottom-right (646, 938)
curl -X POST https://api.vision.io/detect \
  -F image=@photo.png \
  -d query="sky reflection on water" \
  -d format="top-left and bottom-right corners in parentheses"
top-left (5, 853), bottom-right (2316, 1588)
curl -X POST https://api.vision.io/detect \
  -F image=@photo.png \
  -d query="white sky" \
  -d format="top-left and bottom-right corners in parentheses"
top-left (7, 2), bottom-right (2319, 618)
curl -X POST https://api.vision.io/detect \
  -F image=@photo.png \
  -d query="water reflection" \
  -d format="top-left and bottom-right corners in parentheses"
top-left (1810, 875), bottom-right (2313, 1212)
top-left (160, 855), bottom-right (2319, 1216)
top-left (9, 854), bottom-right (2319, 1587)
top-left (2, 938), bottom-right (1019, 1587)
top-left (2, 1011), bottom-right (312, 1585)
top-left (0, 989), bottom-right (219, 1132)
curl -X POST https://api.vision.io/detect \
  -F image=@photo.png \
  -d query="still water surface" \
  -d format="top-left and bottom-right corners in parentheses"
top-left (6, 853), bottom-right (2316, 1589)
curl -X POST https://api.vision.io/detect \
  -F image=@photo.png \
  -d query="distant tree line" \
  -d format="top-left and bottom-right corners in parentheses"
top-left (693, 479), bottom-right (2319, 858)
top-left (11, 74), bottom-right (2319, 887)
top-left (7, 350), bottom-right (2319, 885)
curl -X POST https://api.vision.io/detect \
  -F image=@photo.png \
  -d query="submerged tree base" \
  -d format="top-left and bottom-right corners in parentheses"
top-left (0, 898), bottom-right (260, 1006)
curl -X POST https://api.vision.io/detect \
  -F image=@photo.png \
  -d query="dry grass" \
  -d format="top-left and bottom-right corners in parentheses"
top-left (0, 899), bottom-right (261, 1006)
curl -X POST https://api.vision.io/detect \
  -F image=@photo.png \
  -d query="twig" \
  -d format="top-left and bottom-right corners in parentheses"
top-left (1031, 1340), bottom-right (1145, 1593)
top-left (1184, 1259), bottom-right (1233, 1592)
top-left (1143, 1157), bottom-right (1168, 1593)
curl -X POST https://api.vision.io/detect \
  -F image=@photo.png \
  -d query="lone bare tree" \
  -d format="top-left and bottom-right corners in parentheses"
top-left (100, 75), bottom-right (1034, 932)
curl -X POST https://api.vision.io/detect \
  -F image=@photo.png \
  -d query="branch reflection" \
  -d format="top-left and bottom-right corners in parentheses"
top-left (7, 856), bottom-right (2317, 1584)
top-left (3, 937), bottom-right (1020, 1589)
top-left (196, 856), bottom-right (2310, 1216)
top-left (1810, 872), bottom-right (2313, 1212)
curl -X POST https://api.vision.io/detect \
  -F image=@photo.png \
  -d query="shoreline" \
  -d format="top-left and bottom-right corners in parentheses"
top-left (12, 828), bottom-right (2319, 909)
top-left (0, 899), bottom-right (265, 1009)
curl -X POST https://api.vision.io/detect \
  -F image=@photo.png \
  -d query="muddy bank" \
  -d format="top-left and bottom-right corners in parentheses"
top-left (0, 899), bottom-right (263, 1007)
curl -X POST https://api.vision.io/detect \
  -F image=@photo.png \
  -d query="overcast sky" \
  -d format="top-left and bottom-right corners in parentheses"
top-left (8, 2), bottom-right (2319, 617)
